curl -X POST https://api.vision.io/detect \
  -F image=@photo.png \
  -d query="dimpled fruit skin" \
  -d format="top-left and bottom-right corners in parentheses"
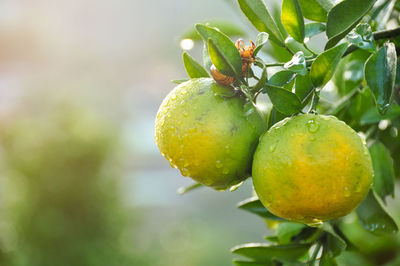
top-left (252, 114), bottom-right (373, 224)
top-left (155, 78), bottom-right (266, 190)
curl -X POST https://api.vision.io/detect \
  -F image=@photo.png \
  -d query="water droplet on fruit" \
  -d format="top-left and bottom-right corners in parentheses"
top-left (181, 168), bottom-right (190, 176)
top-left (269, 143), bottom-right (277, 152)
top-left (344, 186), bottom-right (351, 197)
top-left (306, 119), bottom-right (320, 133)
top-left (183, 111), bottom-right (188, 117)
top-left (225, 145), bottom-right (230, 153)
top-left (307, 218), bottom-right (323, 227)
top-left (215, 160), bottom-right (223, 168)
top-left (171, 94), bottom-right (177, 100)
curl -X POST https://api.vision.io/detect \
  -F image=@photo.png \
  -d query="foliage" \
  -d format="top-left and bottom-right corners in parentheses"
top-left (0, 107), bottom-right (137, 266)
top-left (173, 0), bottom-right (400, 264)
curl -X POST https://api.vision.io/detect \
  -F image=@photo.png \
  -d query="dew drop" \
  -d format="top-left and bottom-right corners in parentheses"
top-left (171, 94), bottom-right (177, 101)
top-left (181, 168), bottom-right (190, 176)
top-left (306, 119), bottom-right (320, 133)
top-left (306, 218), bottom-right (323, 227)
top-left (344, 186), bottom-right (351, 197)
top-left (215, 160), bottom-right (223, 168)
top-left (269, 143), bottom-right (277, 152)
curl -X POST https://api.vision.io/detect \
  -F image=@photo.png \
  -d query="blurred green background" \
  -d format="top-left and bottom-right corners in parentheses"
top-left (0, 0), bottom-right (398, 266)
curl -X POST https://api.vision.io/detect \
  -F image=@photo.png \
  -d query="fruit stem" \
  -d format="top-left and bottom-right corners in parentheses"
top-left (308, 91), bottom-right (320, 113)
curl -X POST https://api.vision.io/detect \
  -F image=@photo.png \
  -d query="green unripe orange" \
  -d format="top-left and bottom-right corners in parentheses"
top-left (252, 114), bottom-right (373, 225)
top-left (155, 78), bottom-right (266, 190)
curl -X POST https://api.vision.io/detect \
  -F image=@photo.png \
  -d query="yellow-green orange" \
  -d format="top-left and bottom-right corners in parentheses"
top-left (252, 114), bottom-right (373, 224)
top-left (155, 78), bottom-right (266, 190)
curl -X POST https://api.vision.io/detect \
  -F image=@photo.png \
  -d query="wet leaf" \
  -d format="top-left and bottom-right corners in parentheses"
top-left (346, 24), bottom-right (375, 53)
top-left (254, 32), bottom-right (269, 56)
top-left (325, 0), bottom-right (377, 49)
top-left (295, 73), bottom-right (314, 100)
top-left (364, 42), bottom-right (397, 114)
top-left (298, 0), bottom-right (329, 22)
top-left (305, 22), bottom-right (326, 38)
top-left (232, 243), bottom-right (310, 263)
top-left (253, 66), bottom-right (268, 92)
top-left (264, 85), bottom-right (303, 115)
top-left (356, 190), bottom-right (398, 235)
top-left (277, 222), bottom-right (306, 244)
top-left (360, 104), bottom-right (400, 125)
top-left (369, 141), bottom-right (395, 200)
top-left (196, 24), bottom-right (242, 77)
top-left (268, 70), bottom-right (296, 87)
top-left (237, 197), bottom-right (284, 220)
top-left (320, 252), bottom-right (338, 266)
top-left (310, 43), bottom-right (348, 89)
top-left (322, 223), bottom-right (347, 257)
top-left (284, 51), bottom-right (307, 75)
top-left (282, 0), bottom-right (305, 43)
top-left (238, 0), bottom-right (285, 46)
top-left (182, 52), bottom-right (210, 78)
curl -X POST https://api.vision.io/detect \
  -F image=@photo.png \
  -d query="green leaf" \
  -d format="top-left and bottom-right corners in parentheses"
top-left (325, 0), bottom-right (377, 49)
top-left (232, 243), bottom-right (310, 263)
top-left (181, 19), bottom-right (245, 40)
top-left (268, 70), bottom-right (296, 87)
top-left (305, 22), bottom-right (326, 38)
top-left (360, 104), bottom-right (400, 125)
top-left (295, 73), bottom-right (314, 100)
top-left (267, 107), bottom-right (289, 129)
top-left (356, 190), bottom-right (398, 234)
top-left (176, 183), bottom-right (203, 195)
top-left (237, 197), bottom-right (284, 220)
top-left (364, 42), bottom-right (397, 115)
top-left (277, 222), bottom-right (306, 244)
top-left (196, 24), bottom-right (242, 77)
top-left (203, 43), bottom-right (212, 70)
top-left (233, 260), bottom-right (272, 266)
top-left (264, 85), bottom-right (303, 115)
top-left (182, 52), bottom-right (210, 78)
top-left (346, 24), bottom-right (375, 53)
top-left (238, 0), bottom-right (285, 46)
top-left (253, 67), bottom-right (268, 92)
top-left (322, 224), bottom-right (347, 257)
top-left (253, 32), bottom-right (269, 56)
top-left (171, 79), bottom-right (189, 84)
top-left (320, 252), bottom-right (338, 266)
top-left (281, 0), bottom-right (305, 43)
top-left (369, 141), bottom-right (395, 200)
top-left (298, 0), bottom-right (328, 22)
top-left (370, 0), bottom-right (395, 31)
top-left (284, 51), bottom-right (307, 75)
top-left (310, 42), bottom-right (348, 89)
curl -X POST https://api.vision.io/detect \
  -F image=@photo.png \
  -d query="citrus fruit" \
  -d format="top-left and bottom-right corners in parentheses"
top-left (252, 114), bottom-right (373, 224)
top-left (155, 78), bottom-right (266, 190)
